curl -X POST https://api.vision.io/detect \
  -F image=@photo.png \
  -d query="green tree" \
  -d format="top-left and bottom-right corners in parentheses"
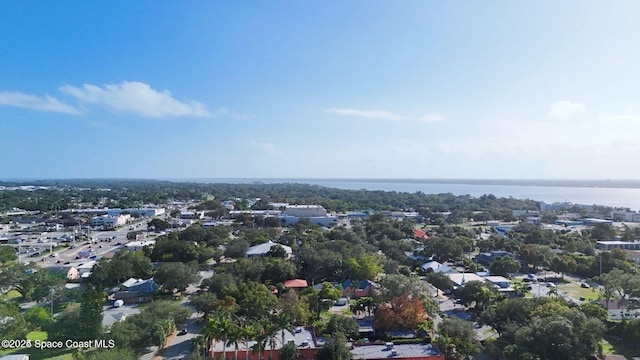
top-left (108, 319), bottom-right (147, 351)
top-left (315, 332), bottom-right (351, 360)
top-left (84, 348), bottom-right (137, 360)
top-left (47, 304), bottom-right (84, 341)
top-left (424, 272), bottom-right (454, 296)
top-left (455, 280), bottom-right (498, 313)
top-left (24, 305), bottom-right (53, 330)
top-left (205, 310), bottom-right (234, 360)
top-left (154, 262), bottom-right (200, 293)
top-left (273, 312), bottom-right (295, 351)
top-left (226, 322), bottom-right (244, 360)
top-left (346, 255), bottom-right (383, 280)
top-left (234, 281), bottom-right (279, 321)
top-left (0, 246), bottom-right (17, 266)
top-left (265, 244), bottom-right (288, 258)
top-left (90, 250), bottom-right (152, 287)
top-left (279, 342), bottom-right (299, 360)
top-left (151, 318), bottom-right (175, 348)
top-left (149, 218), bottom-right (171, 231)
top-left (325, 314), bottom-right (359, 338)
top-left (279, 291), bottom-right (312, 326)
top-left (80, 285), bottom-right (105, 340)
top-left (489, 256), bottom-right (521, 277)
top-left (435, 317), bottom-right (480, 360)
top-left (189, 292), bottom-right (219, 318)
top-left (261, 258), bottom-right (297, 285)
top-left (305, 282), bottom-right (341, 318)
top-left (0, 302), bottom-right (26, 339)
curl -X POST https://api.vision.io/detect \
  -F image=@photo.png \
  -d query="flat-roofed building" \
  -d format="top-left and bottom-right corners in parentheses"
top-left (597, 241), bottom-right (640, 250)
top-left (350, 343), bottom-right (444, 360)
top-left (446, 273), bottom-right (485, 287)
top-left (284, 205), bottom-right (327, 217)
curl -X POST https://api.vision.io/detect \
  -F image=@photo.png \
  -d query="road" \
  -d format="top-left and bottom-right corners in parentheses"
top-left (24, 219), bottom-right (150, 268)
top-left (157, 270), bottom-right (214, 360)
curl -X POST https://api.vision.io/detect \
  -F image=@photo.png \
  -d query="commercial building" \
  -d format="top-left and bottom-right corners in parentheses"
top-left (278, 204), bottom-right (338, 227)
top-left (246, 241), bottom-right (292, 258)
top-left (91, 214), bottom-right (131, 228)
top-left (283, 205), bottom-right (327, 217)
top-left (596, 241), bottom-right (640, 251)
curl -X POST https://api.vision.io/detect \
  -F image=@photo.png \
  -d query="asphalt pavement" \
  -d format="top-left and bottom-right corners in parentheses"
top-left (156, 270), bottom-right (214, 360)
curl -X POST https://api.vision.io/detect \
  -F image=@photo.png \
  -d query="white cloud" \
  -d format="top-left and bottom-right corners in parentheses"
top-left (549, 101), bottom-right (586, 119)
top-left (59, 81), bottom-right (210, 118)
top-left (325, 108), bottom-right (445, 123)
top-left (325, 108), bottom-right (403, 121)
top-left (417, 114), bottom-right (445, 123)
top-left (0, 91), bottom-right (80, 115)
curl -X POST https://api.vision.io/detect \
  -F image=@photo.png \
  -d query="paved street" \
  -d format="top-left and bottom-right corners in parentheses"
top-left (156, 270), bottom-right (214, 360)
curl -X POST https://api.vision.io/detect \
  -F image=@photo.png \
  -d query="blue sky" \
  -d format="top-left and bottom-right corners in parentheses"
top-left (1, 1), bottom-right (640, 180)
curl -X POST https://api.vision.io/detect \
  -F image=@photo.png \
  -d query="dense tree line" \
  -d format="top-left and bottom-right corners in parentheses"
top-left (1, 180), bottom-right (542, 218)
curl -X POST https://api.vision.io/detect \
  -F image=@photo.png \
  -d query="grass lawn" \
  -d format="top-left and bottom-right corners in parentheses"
top-left (27, 331), bottom-right (48, 341)
top-left (2, 289), bottom-right (22, 300)
top-left (600, 338), bottom-right (639, 358)
top-left (557, 282), bottom-right (599, 301)
top-left (0, 331), bottom-right (77, 360)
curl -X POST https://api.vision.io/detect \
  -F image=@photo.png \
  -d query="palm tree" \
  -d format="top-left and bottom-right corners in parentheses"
top-left (263, 323), bottom-right (279, 360)
top-left (361, 297), bottom-right (376, 318)
top-left (192, 335), bottom-right (208, 360)
top-left (350, 299), bottom-right (365, 318)
top-left (227, 324), bottom-right (244, 360)
top-left (513, 281), bottom-right (528, 297)
top-left (273, 313), bottom-right (294, 350)
top-left (207, 311), bottom-right (234, 360)
top-left (242, 322), bottom-right (260, 360)
top-left (253, 324), bottom-right (269, 360)
top-left (547, 285), bottom-right (559, 298)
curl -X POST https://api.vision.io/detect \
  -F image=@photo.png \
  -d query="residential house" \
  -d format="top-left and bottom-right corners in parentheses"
top-left (113, 278), bottom-right (157, 304)
top-left (342, 279), bottom-right (378, 298)
top-left (474, 250), bottom-right (517, 265)
top-left (283, 279), bottom-right (308, 288)
top-left (421, 261), bottom-right (456, 274)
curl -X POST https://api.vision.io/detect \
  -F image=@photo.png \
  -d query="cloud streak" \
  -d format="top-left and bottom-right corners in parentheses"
top-left (0, 91), bottom-right (80, 114)
top-left (60, 81), bottom-right (210, 118)
top-left (325, 108), bottom-right (444, 123)
top-left (325, 108), bottom-right (403, 121)
top-left (549, 101), bottom-right (586, 119)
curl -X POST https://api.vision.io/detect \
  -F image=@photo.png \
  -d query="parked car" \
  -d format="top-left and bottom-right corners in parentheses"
top-left (178, 329), bottom-right (188, 336)
top-left (334, 298), bottom-right (348, 306)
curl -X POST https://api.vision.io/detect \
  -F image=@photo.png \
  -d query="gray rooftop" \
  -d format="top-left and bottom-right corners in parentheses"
top-left (212, 327), bottom-right (316, 352)
top-left (350, 343), bottom-right (441, 360)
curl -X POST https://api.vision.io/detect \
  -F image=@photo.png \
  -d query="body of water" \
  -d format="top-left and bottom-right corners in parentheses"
top-left (190, 178), bottom-right (640, 211)
top-left (302, 180), bottom-right (640, 211)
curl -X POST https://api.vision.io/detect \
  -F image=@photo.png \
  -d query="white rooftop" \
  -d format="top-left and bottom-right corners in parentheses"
top-left (446, 272), bottom-right (485, 287)
top-left (246, 241), bottom-right (292, 257)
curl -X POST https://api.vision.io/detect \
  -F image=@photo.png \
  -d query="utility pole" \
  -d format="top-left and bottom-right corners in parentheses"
top-left (599, 254), bottom-right (603, 277)
top-left (50, 288), bottom-right (55, 315)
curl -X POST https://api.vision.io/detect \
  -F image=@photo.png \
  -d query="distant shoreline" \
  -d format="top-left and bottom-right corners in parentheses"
top-left (3, 178), bottom-right (640, 189)
top-left (176, 178), bottom-right (640, 189)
